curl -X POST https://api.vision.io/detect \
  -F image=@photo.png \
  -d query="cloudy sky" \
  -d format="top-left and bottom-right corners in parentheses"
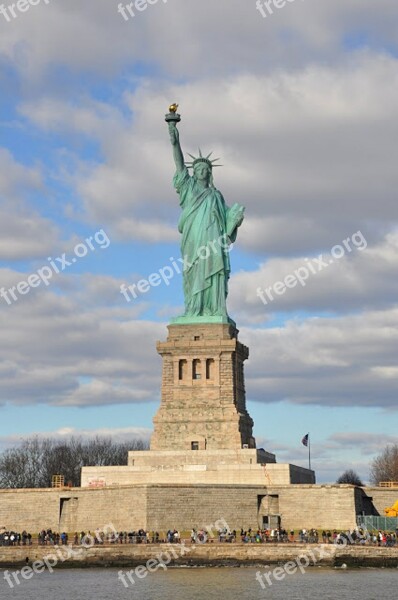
top-left (0, 0), bottom-right (397, 483)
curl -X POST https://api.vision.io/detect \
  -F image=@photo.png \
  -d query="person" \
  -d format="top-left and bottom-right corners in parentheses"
top-left (168, 121), bottom-right (244, 319)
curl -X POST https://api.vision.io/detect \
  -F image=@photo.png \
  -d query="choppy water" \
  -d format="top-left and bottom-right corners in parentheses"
top-left (1, 567), bottom-right (397, 599)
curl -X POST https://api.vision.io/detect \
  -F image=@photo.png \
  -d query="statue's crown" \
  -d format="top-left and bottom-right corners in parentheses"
top-left (185, 149), bottom-right (222, 170)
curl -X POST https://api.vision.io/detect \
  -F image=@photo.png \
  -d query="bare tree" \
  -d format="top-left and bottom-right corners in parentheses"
top-left (0, 438), bottom-right (51, 488)
top-left (0, 435), bottom-right (149, 488)
top-left (370, 444), bottom-right (398, 485)
top-left (336, 469), bottom-right (364, 486)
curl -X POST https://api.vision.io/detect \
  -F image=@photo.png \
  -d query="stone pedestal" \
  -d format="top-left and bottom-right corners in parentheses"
top-left (150, 323), bottom-right (256, 451)
top-left (80, 321), bottom-right (316, 490)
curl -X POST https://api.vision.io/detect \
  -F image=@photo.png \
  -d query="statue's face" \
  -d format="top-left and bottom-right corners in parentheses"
top-left (194, 163), bottom-right (211, 185)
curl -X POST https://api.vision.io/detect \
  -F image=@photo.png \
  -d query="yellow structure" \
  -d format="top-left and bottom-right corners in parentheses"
top-left (384, 500), bottom-right (398, 517)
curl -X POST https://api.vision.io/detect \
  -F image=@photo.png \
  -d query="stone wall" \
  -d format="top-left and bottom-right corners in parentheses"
top-left (127, 448), bottom-right (276, 468)
top-left (0, 487), bottom-right (148, 533)
top-left (0, 489), bottom-right (60, 531)
top-left (81, 461), bottom-right (313, 488)
top-left (1, 543), bottom-right (397, 570)
top-left (81, 449), bottom-right (314, 488)
top-left (271, 485), bottom-right (358, 530)
top-left (3, 484), bottom-right (397, 534)
top-left (146, 484), bottom-right (262, 531)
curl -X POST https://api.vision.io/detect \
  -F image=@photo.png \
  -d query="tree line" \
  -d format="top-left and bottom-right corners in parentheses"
top-left (336, 443), bottom-right (398, 486)
top-left (0, 436), bottom-right (148, 488)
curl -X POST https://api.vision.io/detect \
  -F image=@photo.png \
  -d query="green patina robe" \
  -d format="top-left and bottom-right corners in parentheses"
top-left (174, 167), bottom-right (243, 317)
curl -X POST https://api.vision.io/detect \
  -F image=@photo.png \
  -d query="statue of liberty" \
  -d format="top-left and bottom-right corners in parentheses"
top-left (166, 105), bottom-right (245, 324)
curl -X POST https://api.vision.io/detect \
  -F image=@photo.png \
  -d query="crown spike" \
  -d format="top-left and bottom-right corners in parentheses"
top-left (185, 150), bottom-right (223, 170)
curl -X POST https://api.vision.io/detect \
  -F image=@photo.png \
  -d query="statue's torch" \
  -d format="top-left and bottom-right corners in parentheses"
top-left (165, 103), bottom-right (181, 124)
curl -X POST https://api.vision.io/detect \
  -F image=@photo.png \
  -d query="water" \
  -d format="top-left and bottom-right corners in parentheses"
top-left (1, 567), bottom-right (397, 599)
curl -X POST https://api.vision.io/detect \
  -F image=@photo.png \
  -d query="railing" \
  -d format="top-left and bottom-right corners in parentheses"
top-left (51, 475), bottom-right (65, 488)
top-left (357, 515), bottom-right (398, 531)
top-left (379, 481), bottom-right (398, 488)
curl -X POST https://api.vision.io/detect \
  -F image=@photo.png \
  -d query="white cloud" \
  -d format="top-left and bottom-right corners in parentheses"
top-left (229, 230), bottom-right (398, 320)
top-left (328, 432), bottom-right (398, 457)
top-left (55, 379), bottom-right (153, 407)
top-left (258, 432), bottom-right (398, 483)
top-left (0, 148), bottom-right (60, 260)
top-left (1, 262), bottom-right (397, 412)
top-left (18, 54), bottom-right (398, 253)
top-left (1, 1), bottom-right (397, 81)
top-left (242, 307), bottom-right (398, 409)
top-left (0, 148), bottom-right (41, 197)
top-left (0, 271), bottom-right (164, 407)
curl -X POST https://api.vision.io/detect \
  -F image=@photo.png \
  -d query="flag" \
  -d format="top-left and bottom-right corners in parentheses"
top-left (301, 433), bottom-right (309, 447)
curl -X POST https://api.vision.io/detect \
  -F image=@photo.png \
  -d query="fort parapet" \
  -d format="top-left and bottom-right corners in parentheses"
top-left (1, 485), bottom-right (397, 533)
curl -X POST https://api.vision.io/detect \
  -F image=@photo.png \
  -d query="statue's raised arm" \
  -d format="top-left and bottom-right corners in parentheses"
top-left (169, 122), bottom-right (185, 173)
top-left (166, 104), bottom-right (184, 173)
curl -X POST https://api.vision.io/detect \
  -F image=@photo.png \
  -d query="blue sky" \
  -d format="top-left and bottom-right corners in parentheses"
top-left (0, 0), bottom-right (397, 483)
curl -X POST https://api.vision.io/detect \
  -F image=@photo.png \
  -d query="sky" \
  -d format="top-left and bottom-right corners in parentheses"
top-left (0, 0), bottom-right (397, 484)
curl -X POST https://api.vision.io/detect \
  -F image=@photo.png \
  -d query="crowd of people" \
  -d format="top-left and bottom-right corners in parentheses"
top-left (38, 530), bottom-right (69, 545)
top-left (0, 526), bottom-right (397, 546)
top-left (0, 531), bottom-right (32, 546)
top-left (334, 529), bottom-right (397, 547)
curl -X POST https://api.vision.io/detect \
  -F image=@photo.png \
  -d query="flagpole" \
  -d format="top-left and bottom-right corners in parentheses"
top-left (308, 433), bottom-right (311, 471)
